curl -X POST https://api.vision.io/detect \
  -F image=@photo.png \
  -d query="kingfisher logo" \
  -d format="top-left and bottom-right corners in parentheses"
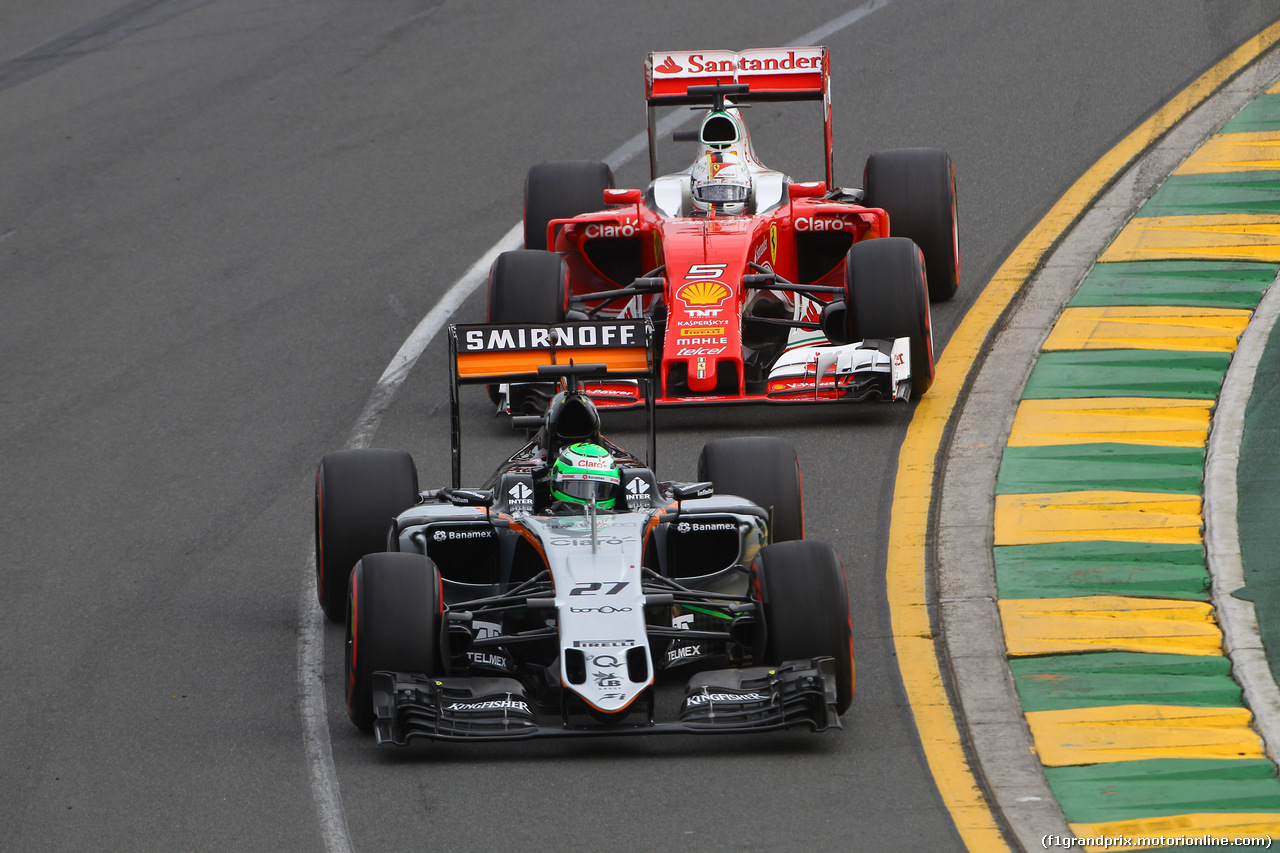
top-left (676, 280), bottom-right (731, 308)
top-left (654, 56), bottom-right (682, 74)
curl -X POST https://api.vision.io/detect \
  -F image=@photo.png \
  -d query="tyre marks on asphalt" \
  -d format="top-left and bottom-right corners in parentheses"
top-left (0, 0), bottom-right (215, 92)
top-left (995, 77), bottom-right (1280, 848)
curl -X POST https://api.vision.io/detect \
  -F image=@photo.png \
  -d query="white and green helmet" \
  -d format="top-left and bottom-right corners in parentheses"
top-left (551, 443), bottom-right (620, 509)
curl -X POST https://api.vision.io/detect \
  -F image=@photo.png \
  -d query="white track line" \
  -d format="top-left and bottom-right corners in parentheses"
top-left (299, 4), bottom-right (894, 849)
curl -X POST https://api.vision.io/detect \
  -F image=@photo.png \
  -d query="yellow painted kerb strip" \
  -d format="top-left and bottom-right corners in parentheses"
top-left (1042, 305), bottom-right (1251, 352)
top-left (885, 19), bottom-right (1280, 850)
top-left (1008, 397), bottom-right (1213, 448)
top-left (1072, 814), bottom-right (1280, 852)
top-left (1000, 595), bottom-right (1222, 657)
top-left (994, 490), bottom-right (1203, 546)
top-left (1026, 703), bottom-right (1264, 766)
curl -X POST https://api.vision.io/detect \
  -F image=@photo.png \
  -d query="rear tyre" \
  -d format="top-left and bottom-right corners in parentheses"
top-left (697, 436), bottom-right (803, 542)
top-left (346, 552), bottom-right (441, 734)
top-left (845, 237), bottom-right (935, 398)
top-left (524, 160), bottom-right (615, 250)
top-left (863, 147), bottom-right (959, 302)
top-left (752, 540), bottom-right (854, 715)
top-left (315, 449), bottom-right (418, 622)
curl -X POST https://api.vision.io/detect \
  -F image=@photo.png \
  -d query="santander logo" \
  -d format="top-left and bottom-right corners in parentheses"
top-left (655, 56), bottom-right (682, 74)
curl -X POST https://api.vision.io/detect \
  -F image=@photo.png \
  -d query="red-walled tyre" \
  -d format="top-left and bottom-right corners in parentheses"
top-left (346, 552), bottom-right (441, 734)
top-left (697, 436), bottom-right (803, 543)
top-left (863, 147), bottom-right (959, 302)
top-left (751, 540), bottom-right (854, 715)
top-left (485, 250), bottom-right (570, 407)
top-left (315, 448), bottom-right (418, 621)
top-left (524, 160), bottom-right (614, 251)
top-left (844, 236), bottom-right (935, 398)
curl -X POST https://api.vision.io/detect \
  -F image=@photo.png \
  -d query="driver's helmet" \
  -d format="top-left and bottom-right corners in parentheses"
top-left (550, 443), bottom-right (620, 509)
top-left (691, 150), bottom-right (751, 215)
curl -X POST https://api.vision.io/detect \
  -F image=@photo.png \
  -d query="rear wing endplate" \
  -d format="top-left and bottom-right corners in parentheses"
top-left (644, 46), bottom-right (832, 186)
top-left (447, 320), bottom-right (656, 487)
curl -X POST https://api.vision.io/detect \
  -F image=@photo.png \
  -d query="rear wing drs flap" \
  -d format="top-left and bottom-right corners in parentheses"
top-left (644, 46), bottom-right (832, 186)
top-left (447, 319), bottom-right (656, 487)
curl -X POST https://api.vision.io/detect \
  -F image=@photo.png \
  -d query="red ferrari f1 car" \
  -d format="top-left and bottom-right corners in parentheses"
top-left (488, 45), bottom-right (958, 413)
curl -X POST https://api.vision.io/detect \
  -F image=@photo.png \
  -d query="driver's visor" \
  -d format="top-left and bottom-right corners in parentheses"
top-left (694, 182), bottom-right (750, 204)
top-left (553, 472), bottom-right (618, 503)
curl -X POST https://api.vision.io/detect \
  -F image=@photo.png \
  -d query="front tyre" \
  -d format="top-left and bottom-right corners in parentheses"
top-left (697, 436), bottom-right (803, 543)
top-left (752, 540), bottom-right (854, 715)
top-left (346, 552), bottom-right (442, 734)
top-left (485, 250), bottom-right (570, 408)
top-left (486, 249), bottom-right (570, 325)
top-left (315, 449), bottom-right (418, 622)
top-left (863, 147), bottom-right (959, 302)
top-left (845, 237), bottom-right (935, 398)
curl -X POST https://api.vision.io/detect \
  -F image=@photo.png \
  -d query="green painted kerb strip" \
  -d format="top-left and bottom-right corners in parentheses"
top-left (1070, 260), bottom-right (1278, 309)
top-left (1222, 94), bottom-right (1280, 133)
top-left (1140, 172), bottom-right (1280, 217)
top-left (994, 541), bottom-right (1209, 601)
top-left (1011, 653), bottom-right (1239, 712)
top-left (1022, 350), bottom-right (1231, 399)
top-left (996, 443), bottom-right (1206, 496)
top-left (1046, 759), bottom-right (1280, 823)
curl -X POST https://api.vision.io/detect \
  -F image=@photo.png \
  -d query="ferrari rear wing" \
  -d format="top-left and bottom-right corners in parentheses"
top-left (644, 46), bottom-right (832, 185)
top-left (447, 319), bottom-right (657, 486)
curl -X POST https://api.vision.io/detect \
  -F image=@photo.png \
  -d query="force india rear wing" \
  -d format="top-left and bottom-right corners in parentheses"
top-left (644, 46), bottom-right (832, 186)
top-left (448, 319), bottom-right (657, 487)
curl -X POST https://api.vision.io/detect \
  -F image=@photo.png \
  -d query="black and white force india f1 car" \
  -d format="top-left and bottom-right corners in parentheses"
top-left (314, 319), bottom-right (854, 744)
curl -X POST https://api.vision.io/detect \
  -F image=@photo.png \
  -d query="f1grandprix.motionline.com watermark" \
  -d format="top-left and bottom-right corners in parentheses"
top-left (1043, 835), bottom-right (1272, 849)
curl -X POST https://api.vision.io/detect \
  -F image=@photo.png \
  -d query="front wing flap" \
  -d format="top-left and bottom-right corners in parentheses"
top-left (372, 658), bottom-right (840, 745)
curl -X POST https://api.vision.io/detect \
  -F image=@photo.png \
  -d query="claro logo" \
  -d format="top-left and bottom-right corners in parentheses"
top-left (794, 217), bottom-right (856, 233)
top-left (584, 218), bottom-right (638, 239)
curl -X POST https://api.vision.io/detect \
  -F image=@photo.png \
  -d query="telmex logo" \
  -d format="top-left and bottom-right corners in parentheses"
top-left (460, 323), bottom-right (641, 352)
top-left (676, 280), bottom-right (730, 308)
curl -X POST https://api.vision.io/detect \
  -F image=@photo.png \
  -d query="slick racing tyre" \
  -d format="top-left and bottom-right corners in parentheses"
top-left (485, 249), bottom-right (570, 408)
top-left (346, 552), bottom-right (442, 734)
top-left (315, 448), bottom-right (418, 622)
top-left (751, 540), bottom-right (854, 715)
top-left (697, 436), bottom-right (803, 542)
top-left (524, 160), bottom-right (615, 251)
top-left (844, 237), bottom-right (935, 398)
top-left (486, 249), bottom-right (570, 325)
top-left (862, 147), bottom-right (959, 302)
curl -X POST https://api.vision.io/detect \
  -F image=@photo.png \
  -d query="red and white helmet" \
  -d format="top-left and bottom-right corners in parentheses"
top-left (691, 150), bottom-right (751, 215)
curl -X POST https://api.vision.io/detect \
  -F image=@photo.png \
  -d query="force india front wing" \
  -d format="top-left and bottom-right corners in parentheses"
top-left (370, 658), bottom-right (841, 744)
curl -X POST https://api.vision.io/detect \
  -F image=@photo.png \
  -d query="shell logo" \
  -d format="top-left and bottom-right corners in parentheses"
top-left (677, 280), bottom-right (731, 308)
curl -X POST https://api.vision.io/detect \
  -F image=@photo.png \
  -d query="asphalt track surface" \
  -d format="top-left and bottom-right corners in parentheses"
top-left (3, 3), bottom-right (1279, 851)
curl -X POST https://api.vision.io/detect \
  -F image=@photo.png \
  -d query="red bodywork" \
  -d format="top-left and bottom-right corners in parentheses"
top-left (550, 192), bottom-right (889, 405)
